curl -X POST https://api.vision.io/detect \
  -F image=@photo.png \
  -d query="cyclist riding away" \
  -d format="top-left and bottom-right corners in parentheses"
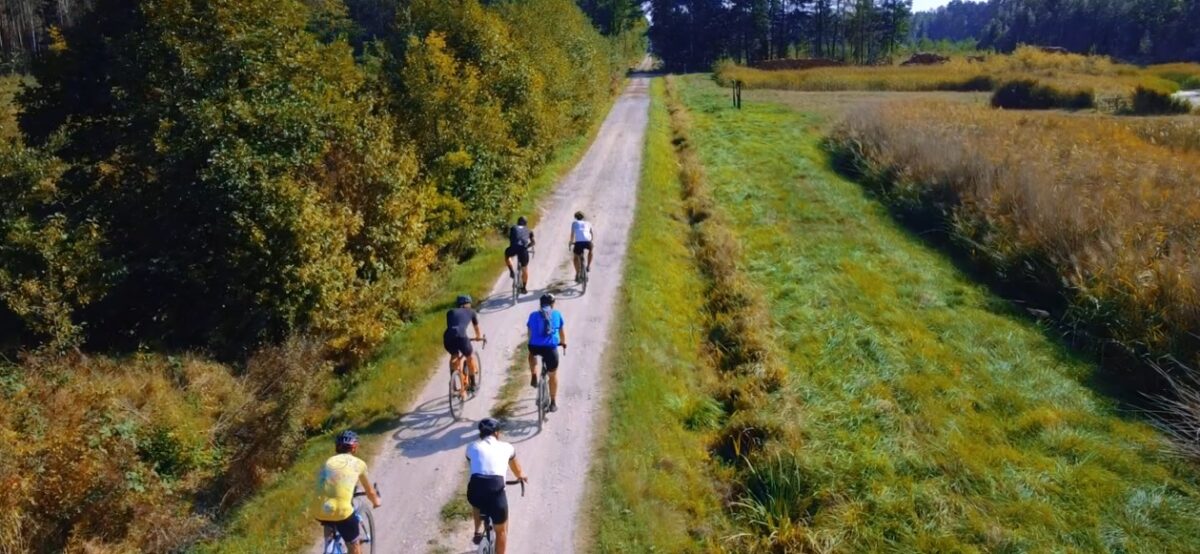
top-left (504, 216), bottom-right (535, 294)
top-left (527, 293), bottom-right (566, 412)
top-left (466, 418), bottom-right (528, 554)
top-left (569, 211), bottom-right (594, 283)
top-left (445, 294), bottom-right (484, 396)
top-left (311, 431), bottom-right (382, 554)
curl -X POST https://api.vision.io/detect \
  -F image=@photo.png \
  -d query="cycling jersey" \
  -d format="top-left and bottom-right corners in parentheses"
top-left (527, 309), bottom-right (564, 348)
top-left (466, 436), bottom-right (515, 476)
top-left (446, 307), bottom-right (478, 338)
top-left (509, 225), bottom-right (533, 248)
top-left (311, 453), bottom-right (367, 522)
top-left (571, 220), bottom-right (593, 243)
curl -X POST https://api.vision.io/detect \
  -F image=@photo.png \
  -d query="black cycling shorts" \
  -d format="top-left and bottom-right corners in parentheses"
top-left (443, 329), bottom-right (474, 358)
top-left (467, 475), bottom-right (509, 525)
top-left (572, 241), bottom-right (593, 256)
top-left (321, 512), bottom-right (361, 545)
top-left (528, 344), bottom-right (560, 372)
top-left (505, 245), bottom-right (530, 268)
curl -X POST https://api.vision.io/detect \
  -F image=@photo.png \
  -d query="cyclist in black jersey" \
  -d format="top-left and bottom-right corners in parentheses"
top-left (444, 295), bottom-right (484, 392)
top-left (504, 216), bottom-right (535, 294)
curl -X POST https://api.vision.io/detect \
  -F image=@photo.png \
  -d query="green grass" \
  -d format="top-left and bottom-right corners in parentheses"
top-left (589, 78), bottom-right (732, 553)
top-left (195, 91), bottom-right (617, 554)
top-left (662, 73), bottom-right (1200, 551)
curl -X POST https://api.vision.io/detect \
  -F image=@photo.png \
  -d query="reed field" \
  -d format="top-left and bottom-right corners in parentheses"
top-left (832, 103), bottom-right (1200, 377)
top-left (717, 47), bottom-right (1193, 112)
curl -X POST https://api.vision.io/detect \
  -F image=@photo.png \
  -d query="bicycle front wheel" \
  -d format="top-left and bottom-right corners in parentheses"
top-left (353, 498), bottom-right (377, 554)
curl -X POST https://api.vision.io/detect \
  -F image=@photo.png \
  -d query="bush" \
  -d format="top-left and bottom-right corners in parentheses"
top-left (1126, 86), bottom-right (1193, 115)
top-left (991, 79), bottom-right (1094, 110)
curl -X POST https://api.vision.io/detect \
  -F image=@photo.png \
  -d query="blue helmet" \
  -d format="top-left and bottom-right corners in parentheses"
top-left (456, 294), bottom-right (472, 307)
top-left (478, 418), bottom-right (500, 437)
top-left (336, 430), bottom-right (359, 448)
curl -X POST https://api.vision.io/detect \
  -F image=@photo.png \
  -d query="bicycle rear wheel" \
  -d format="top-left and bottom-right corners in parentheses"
top-left (472, 351), bottom-right (483, 393)
top-left (536, 376), bottom-right (548, 429)
top-left (449, 370), bottom-right (465, 420)
top-left (478, 521), bottom-right (497, 554)
top-left (353, 498), bottom-right (376, 554)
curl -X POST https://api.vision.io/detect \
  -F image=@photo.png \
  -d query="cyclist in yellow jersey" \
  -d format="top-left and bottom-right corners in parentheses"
top-left (311, 430), bottom-right (381, 554)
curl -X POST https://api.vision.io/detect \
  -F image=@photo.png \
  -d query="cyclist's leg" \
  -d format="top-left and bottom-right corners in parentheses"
top-left (495, 521), bottom-right (510, 554)
top-left (572, 243), bottom-right (582, 277)
top-left (334, 515), bottom-right (362, 554)
top-left (528, 346), bottom-right (539, 387)
top-left (586, 242), bottom-right (594, 270)
top-left (518, 248), bottom-right (531, 290)
top-left (544, 347), bottom-right (561, 406)
top-left (491, 486), bottom-right (511, 554)
top-left (504, 246), bottom-right (517, 278)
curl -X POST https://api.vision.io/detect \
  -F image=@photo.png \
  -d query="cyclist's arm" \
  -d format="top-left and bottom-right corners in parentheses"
top-left (472, 319), bottom-right (482, 341)
top-left (358, 471), bottom-right (382, 508)
top-left (559, 324), bottom-right (567, 349)
top-left (508, 455), bottom-right (527, 481)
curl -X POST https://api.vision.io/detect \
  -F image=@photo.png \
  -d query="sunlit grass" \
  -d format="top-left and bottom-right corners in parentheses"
top-left (672, 74), bottom-right (1200, 551)
top-left (590, 78), bottom-right (733, 553)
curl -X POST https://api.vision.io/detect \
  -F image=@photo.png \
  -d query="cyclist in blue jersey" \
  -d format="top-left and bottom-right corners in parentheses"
top-left (527, 293), bottom-right (567, 412)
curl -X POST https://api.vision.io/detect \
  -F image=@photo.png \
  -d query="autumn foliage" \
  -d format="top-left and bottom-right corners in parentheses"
top-left (0, 0), bottom-right (636, 550)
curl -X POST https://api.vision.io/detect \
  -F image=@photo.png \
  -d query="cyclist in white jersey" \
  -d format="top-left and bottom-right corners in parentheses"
top-left (465, 418), bottom-right (527, 554)
top-left (569, 211), bottom-right (594, 283)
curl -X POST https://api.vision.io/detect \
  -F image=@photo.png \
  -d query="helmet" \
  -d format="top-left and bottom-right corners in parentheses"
top-left (574, 211), bottom-right (584, 220)
top-left (478, 417), bottom-right (500, 437)
top-left (517, 216), bottom-right (528, 226)
top-left (336, 430), bottom-right (359, 448)
top-left (456, 294), bottom-right (472, 307)
top-left (539, 293), bottom-right (556, 307)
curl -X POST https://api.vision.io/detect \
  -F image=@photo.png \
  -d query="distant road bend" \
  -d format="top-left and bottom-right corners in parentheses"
top-left (317, 59), bottom-right (652, 553)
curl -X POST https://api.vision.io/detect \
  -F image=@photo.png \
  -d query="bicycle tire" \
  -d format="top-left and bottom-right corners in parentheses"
top-left (353, 497), bottom-right (376, 554)
top-left (472, 351), bottom-right (483, 393)
top-left (449, 371), bottom-right (464, 420)
top-left (537, 375), bottom-right (549, 429)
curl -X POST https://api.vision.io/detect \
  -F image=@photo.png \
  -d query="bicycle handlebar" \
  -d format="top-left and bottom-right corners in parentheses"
top-left (505, 479), bottom-right (527, 497)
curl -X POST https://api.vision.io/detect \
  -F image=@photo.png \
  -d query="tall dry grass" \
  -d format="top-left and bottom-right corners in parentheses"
top-left (717, 46), bottom-right (1180, 109)
top-left (831, 102), bottom-right (1200, 385)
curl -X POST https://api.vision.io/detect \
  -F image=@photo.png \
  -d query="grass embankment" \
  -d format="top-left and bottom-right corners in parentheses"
top-left (590, 78), bottom-right (733, 552)
top-left (663, 74), bottom-right (1200, 551)
top-left (717, 47), bottom-right (1187, 112)
top-left (196, 102), bottom-right (611, 553)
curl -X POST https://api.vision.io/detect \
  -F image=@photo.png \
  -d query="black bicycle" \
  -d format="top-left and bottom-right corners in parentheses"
top-left (535, 346), bottom-right (565, 429)
top-left (449, 337), bottom-right (487, 421)
top-left (510, 245), bottom-right (536, 302)
top-left (571, 243), bottom-right (589, 294)
top-left (321, 484), bottom-right (380, 554)
top-left (476, 479), bottom-right (526, 554)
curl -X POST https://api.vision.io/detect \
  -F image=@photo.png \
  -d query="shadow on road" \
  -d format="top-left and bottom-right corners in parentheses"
top-left (391, 397), bottom-right (477, 458)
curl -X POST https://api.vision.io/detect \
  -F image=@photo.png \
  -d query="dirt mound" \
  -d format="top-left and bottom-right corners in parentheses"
top-left (901, 52), bottom-right (950, 66)
top-left (752, 58), bottom-right (845, 71)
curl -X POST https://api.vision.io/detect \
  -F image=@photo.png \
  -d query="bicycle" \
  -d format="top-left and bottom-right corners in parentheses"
top-left (449, 337), bottom-right (488, 421)
top-left (570, 243), bottom-right (589, 294)
top-left (510, 245), bottom-right (536, 302)
top-left (322, 483), bottom-right (380, 554)
top-left (476, 479), bottom-right (526, 554)
top-left (534, 346), bottom-right (564, 430)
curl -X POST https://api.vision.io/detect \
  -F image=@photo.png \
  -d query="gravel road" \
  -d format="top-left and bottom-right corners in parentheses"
top-left (325, 67), bottom-right (651, 554)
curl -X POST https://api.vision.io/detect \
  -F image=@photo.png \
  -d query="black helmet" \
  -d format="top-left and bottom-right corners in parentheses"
top-left (478, 417), bottom-right (500, 437)
top-left (336, 430), bottom-right (359, 448)
top-left (539, 293), bottom-right (555, 307)
top-left (517, 216), bottom-right (528, 226)
top-left (574, 211), bottom-right (584, 220)
top-left (456, 294), bottom-right (472, 307)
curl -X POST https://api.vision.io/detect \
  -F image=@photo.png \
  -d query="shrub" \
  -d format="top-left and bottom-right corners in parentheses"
top-left (991, 79), bottom-right (1094, 110)
top-left (1126, 86), bottom-right (1193, 115)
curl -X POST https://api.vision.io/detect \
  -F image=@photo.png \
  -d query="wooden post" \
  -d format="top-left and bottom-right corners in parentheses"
top-left (735, 80), bottom-right (743, 109)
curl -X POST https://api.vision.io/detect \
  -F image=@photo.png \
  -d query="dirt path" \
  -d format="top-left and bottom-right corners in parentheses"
top-left (336, 69), bottom-right (650, 554)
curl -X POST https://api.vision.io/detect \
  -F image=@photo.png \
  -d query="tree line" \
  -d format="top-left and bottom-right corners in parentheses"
top-left (648, 0), bottom-right (914, 71)
top-left (912, 0), bottom-right (1200, 63)
top-left (0, 0), bottom-right (639, 362)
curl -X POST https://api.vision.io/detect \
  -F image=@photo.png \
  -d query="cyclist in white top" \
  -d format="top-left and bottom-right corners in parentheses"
top-left (569, 211), bottom-right (594, 283)
top-left (465, 418), bottom-right (527, 554)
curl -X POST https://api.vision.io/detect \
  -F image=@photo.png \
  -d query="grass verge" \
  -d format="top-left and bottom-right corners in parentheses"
top-left (670, 73), bottom-right (1200, 551)
top-left (194, 87), bottom-right (619, 554)
top-left (589, 78), bottom-right (733, 552)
